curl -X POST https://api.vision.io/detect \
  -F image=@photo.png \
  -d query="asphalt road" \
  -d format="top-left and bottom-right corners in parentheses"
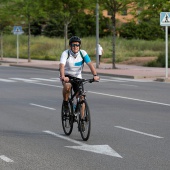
top-left (0, 65), bottom-right (170, 170)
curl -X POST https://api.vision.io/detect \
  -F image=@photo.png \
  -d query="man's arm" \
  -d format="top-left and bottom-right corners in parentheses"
top-left (59, 63), bottom-right (69, 82)
top-left (87, 62), bottom-right (100, 81)
top-left (59, 63), bottom-right (65, 79)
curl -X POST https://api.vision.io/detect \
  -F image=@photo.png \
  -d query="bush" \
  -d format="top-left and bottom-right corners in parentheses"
top-left (146, 53), bottom-right (170, 67)
top-left (119, 20), bottom-right (164, 40)
top-left (118, 22), bottom-right (137, 39)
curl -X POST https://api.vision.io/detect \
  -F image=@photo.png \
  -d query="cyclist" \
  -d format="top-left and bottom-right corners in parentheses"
top-left (59, 36), bottom-right (100, 115)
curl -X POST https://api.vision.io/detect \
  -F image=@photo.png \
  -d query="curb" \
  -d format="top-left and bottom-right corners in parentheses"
top-left (155, 78), bottom-right (170, 82)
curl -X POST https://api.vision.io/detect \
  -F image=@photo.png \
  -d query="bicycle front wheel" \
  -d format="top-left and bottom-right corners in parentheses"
top-left (79, 100), bottom-right (91, 141)
top-left (61, 101), bottom-right (74, 135)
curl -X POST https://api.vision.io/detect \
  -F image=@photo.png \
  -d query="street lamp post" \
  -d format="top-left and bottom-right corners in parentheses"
top-left (96, 0), bottom-right (99, 68)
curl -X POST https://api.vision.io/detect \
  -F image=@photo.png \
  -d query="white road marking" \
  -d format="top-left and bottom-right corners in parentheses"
top-left (99, 76), bottom-right (153, 82)
top-left (89, 91), bottom-right (170, 107)
top-left (31, 78), bottom-right (58, 82)
top-left (10, 78), bottom-right (38, 82)
top-left (8, 77), bottom-right (169, 107)
top-left (0, 78), bottom-right (16, 82)
top-left (115, 126), bottom-right (164, 139)
top-left (0, 155), bottom-right (14, 163)
top-left (43, 130), bottom-right (122, 158)
top-left (27, 81), bottom-right (61, 87)
top-left (100, 78), bottom-right (127, 83)
top-left (120, 84), bottom-right (138, 87)
top-left (50, 78), bottom-right (60, 80)
top-left (30, 103), bottom-right (56, 110)
top-left (0, 79), bottom-right (16, 82)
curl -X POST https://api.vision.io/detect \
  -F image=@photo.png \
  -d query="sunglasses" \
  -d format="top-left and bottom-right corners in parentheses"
top-left (71, 44), bottom-right (80, 47)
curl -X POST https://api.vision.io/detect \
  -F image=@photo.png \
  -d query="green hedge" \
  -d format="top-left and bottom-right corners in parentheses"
top-left (146, 53), bottom-right (170, 68)
top-left (118, 20), bottom-right (164, 40)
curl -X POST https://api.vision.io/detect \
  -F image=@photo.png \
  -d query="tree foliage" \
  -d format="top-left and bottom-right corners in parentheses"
top-left (99, 0), bottom-right (132, 68)
top-left (1, 0), bottom-right (170, 64)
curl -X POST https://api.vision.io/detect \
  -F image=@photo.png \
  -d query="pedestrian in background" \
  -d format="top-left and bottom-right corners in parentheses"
top-left (95, 43), bottom-right (104, 65)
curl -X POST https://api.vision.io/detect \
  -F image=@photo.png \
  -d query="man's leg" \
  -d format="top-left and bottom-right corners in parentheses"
top-left (80, 96), bottom-right (85, 119)
top-left (63, 82), bottom-right (71, 101)
top-left (63, 82), bottom-right (71, 113)
top-left (99, 55), bottom-right (101, 64)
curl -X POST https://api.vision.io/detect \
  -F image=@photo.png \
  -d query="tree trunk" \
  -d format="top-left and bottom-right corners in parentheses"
top-left (64, 23), bottom-right (68, 50)
top-left (28, 22), bottom-right (31, 62)
top-left (111, 15), bottom-right (116, 69)
top-left (0, 32), bottom-right (3, 60)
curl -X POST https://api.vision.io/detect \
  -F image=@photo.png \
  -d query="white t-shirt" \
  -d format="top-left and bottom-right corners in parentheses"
top-left (98, 45), bottom-right (103, 55)
top-left (60, 49), bottom-right (91, 78)
top-left (95, 44), bottom-right (103, 55)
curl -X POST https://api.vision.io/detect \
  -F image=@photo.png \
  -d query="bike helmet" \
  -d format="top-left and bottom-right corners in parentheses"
top-left (69, 36), bottom-right (81, 45)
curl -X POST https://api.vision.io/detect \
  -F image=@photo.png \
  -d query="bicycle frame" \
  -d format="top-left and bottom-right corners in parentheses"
top-left (61, 77), bottom-right (97, 141)
top-left (70, 79), bottom-right (86, 104)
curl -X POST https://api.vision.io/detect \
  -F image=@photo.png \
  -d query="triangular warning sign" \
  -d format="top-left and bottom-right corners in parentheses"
top-left (14, 26), bottom-right (21, 32)
top-left (161, 13), bottom-right (170, 23)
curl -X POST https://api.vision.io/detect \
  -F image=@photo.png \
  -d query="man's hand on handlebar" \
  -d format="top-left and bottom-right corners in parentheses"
top-left (61, 76), bottom-right (70, 83)
top-left (93, 75), bottom-right (100, 81)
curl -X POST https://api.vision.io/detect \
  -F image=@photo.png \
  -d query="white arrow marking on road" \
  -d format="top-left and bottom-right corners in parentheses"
top-left (43, 130), bottom-right (122, 158)
top-left (65, 145), bottom-right (122, 157)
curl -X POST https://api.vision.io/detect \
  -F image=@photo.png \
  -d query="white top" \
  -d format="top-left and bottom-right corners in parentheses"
top-left (96, 44), bottom-right (103, 55)
top-left (60, 49), bottom-right (91, 78)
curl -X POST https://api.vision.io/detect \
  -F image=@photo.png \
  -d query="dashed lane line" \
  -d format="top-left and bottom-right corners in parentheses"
top-left (89, 91), bottom-right (170, 107)
top-left (115, 126), bottom-right (164, 139)
top-left (30, 78), bottom-right (59, 82)
top-left (0, 78), bottom-right (16, 82)
top-left (30, 103), bottom-right (56, 110)
top-left (0, 155), bottom-right (14, 163)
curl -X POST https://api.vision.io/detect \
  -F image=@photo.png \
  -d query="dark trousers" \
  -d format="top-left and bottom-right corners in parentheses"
top-left (99, 55), bottom-right (101, 64)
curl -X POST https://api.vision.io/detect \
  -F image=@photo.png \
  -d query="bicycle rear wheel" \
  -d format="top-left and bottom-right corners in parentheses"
top-left (79, 100), bottom-right (91, 141)
top-left (61, 101), bottom-right (74, 135)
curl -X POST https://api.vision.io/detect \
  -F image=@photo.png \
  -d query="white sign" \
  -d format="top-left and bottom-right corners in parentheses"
top-left (12, 26), bottom-right (24, 35)
top-left (160, 12), bottom-right (170, 26)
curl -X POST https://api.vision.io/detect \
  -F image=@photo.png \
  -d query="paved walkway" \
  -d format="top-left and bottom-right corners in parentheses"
top-left (1, 57), bottom-right (170, 82)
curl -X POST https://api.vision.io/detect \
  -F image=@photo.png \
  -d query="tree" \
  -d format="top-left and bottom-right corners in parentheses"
top-left (133, 0), bottom-right (170, 20)
top-left (0, 0), bottom-right (14, 59)
top-left (99, 0), bottom-right (132, 69)
top-left (130, 0), bottom-right (170, 39)
top-left (44, 0), bottom-right (96, 49)
top-left (9, 0), bottom-right (49, 62)
top-left (1, 0), bottom-right (51, 62)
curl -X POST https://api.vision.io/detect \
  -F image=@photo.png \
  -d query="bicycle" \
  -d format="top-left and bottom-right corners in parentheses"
top-left (61, 77), bottom-right (98, 141)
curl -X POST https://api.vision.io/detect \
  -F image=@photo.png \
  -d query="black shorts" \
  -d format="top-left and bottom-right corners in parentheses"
top-left (65, 75), bottom-right (79, 93)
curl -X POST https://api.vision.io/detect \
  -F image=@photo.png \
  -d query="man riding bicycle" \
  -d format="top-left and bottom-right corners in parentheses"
top-left (59, 36), bottom-right (100, 115)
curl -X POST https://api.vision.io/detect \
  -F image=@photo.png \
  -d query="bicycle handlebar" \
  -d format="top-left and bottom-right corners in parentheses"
top-left (69, 77), bottom-right (98, 84)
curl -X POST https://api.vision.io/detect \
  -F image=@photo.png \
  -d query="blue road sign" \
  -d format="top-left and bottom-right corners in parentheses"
top-left (160, 12), bottom-right (170, 26)
top-left (12, 26), bottom-right (24, 35)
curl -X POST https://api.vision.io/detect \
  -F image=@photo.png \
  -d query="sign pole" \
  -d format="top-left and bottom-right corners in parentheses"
top-left (160, 12), bottom-right (170, 79)
top-left (17, 34), bottom-right (19, 64)
top-left (12, 26), bottom-right (24, 64)
top-left (165, 26), bottom-right (168, 78)
top-left (96, 0), bottom-right (99, 68)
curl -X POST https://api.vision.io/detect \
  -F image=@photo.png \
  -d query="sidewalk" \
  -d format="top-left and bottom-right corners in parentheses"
top-left (1, 57), bottom-right (170, 82)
